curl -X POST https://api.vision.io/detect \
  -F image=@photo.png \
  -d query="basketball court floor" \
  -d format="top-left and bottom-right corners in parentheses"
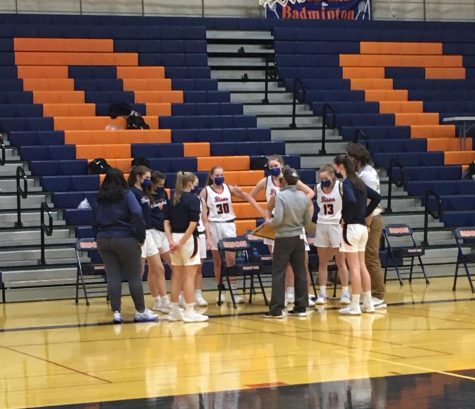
top-left (1, 277), bottom-right (475, 408)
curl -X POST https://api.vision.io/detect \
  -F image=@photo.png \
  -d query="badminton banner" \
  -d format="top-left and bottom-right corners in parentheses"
top-left (262, 0), bottom-right (371, 21)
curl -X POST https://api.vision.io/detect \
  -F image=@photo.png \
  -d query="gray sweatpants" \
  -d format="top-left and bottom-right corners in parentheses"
top-left (269, 235), bottom-right (308, 315)
top-left (97, 236), bottom-right (145, 313)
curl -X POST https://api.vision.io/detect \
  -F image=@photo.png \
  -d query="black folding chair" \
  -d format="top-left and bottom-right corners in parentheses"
top-left (383, 224), bottom-right (429, 285)
top-left (453, 227), bottom-right (475, 293)
top-left (75, 238), bottom-right (107, 305)
top-left (218, 236), bottom-right (268, 308)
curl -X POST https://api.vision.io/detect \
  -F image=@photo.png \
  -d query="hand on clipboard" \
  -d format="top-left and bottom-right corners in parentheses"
top-left (251, 220), bottom-right (276, 240)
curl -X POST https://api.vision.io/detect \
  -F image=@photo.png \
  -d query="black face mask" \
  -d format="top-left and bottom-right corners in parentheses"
top-left (321, 179), bottom-right (332, 188)
top-left (335, 172), bottom-right (343, 179)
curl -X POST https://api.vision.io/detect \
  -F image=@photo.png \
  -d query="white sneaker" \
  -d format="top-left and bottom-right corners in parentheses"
top-left (362, 303), bottom-right (375, 313)
top-left (372, 297), bottom-right (387, 309)
top-left (339, 305), bottom-right (362, 315)
top-left (134, 308), bottom-right (158, 322)
top-left (231, 291), bottom-right (245, 304)
top-left (152, 299), bottom-right (161, 312)
top-left (216, 290), bottom-right (226, 304)
top-left (168, 307), bottom-right (184, 322)
top-left (113, 311), bottom-right (122, 323)
top-left (315, 296), bottom-right (326, 305)
top-left (183, 310), bottom-right (209, 323)
top-left (286, 288), bottom-right (295, 304)
top-left (308, 296), bottom-right (315, 307)
top-left (178, 294), bottom-right (186, 309)
top-left (195, 291), bottom-right (208, 307)
top-left (340, 293), bottom-right (351, 305)
top-left (157, 298), bottom-right (171, 314)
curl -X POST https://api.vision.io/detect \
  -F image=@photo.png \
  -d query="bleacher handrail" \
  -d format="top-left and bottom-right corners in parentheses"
top-left (353, 129), bottom-right (368, 147)
top-left (15, 166), bottom-right (28, 228)
top-left (423, 189), bottom-right (442, 247)
top-left (0, 133), bottom-right (5, 167)
top-left (262, 54), bottom-right (276, 105)
top-left (320, 103), bottom-right (336, 155)
top-left (289, 78), bottom-right (306, 129)
top-left (385, 158), bottom-right (404, 214)
top-left (40, 202), bottom-right (54, 265)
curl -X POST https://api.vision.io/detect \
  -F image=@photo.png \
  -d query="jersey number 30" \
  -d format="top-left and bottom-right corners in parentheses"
top-left (323, 204), bottom-right (334, 215)
top-left (217, 203), bottom-right (230, 214)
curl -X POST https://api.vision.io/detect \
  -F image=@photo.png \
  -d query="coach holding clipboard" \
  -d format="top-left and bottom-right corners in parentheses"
top-left (262, 166), bottom-right (314, 319)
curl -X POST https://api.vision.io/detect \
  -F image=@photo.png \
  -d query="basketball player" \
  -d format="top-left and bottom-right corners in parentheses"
top-left (333, 155), bottom-right (381, 315)
top-left (164, 171), bottom-right (208, 323)
top-left (250, 155), bottom-right (315, 306)
top-left (129, 166), bottom-right (170, 314)
top-left (314, 165), bottom-right (350, 306)
top-left (200, 166), bottom-right (266, 303)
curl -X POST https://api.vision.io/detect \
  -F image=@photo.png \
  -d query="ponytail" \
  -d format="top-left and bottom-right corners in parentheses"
top-left (173, 171), bottom-right (196, 205)
top-left (128, 165), bottom-right (150, 187)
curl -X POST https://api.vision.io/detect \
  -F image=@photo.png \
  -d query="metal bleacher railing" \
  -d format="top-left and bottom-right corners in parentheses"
top-left (40, 201), bottom-right (54, 265)
top-left (385, 158), bottom-right (404, 214)
top-left (0, 133), bottom-right (5, 167)
top-left (289, 78), bottom-right (305, 129)
top-left (320, 103), bottom-right (336, 155)
top-left (15, 165), bottom-right (28, 228)
top-left (423, 189), bottom-right (443, 247)
top-left (353, 129), bottom-right (369, 148)
top-left (262, 55), bottom-right (276, 104)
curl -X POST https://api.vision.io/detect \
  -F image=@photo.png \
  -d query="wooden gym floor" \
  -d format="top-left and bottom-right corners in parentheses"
top-left (1, 277), bottom-right (475, 408)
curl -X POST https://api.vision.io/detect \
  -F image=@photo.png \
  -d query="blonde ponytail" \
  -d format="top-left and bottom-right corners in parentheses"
top-left (173, 171), bottom-right (196, 205)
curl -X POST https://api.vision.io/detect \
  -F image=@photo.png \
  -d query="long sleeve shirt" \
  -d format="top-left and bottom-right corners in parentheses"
top-left (94, 190), bottom-right (146, 243)
top-left (270, 185), bottom-right (312, 238)
top-left (341, 178), bottom-right (381, 226)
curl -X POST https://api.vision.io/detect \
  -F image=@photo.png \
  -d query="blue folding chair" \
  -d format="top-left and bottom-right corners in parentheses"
top-left (383, 224), bottom-right (428, 285)
top-left (217, 236), bottom-right (268, 308)
top-left (453, 227), bottom-right (475, 293)
top-left (75, 238), bottom-right (107, 305)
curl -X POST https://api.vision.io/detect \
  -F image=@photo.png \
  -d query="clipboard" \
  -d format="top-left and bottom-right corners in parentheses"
top-left (251, 223), bottom-right (276, 240)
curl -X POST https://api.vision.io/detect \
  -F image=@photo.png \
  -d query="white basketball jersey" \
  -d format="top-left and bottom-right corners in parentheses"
top-left (265, 176), bottom-right (281, 202)
top-left (198, 200), bottom-right (205, 233)
top-left (206, 184), bottom-right (235, 222)
top-left (316, 180), bottom-right (342, 224)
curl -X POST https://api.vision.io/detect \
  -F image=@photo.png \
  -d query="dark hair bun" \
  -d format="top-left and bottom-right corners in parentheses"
top-left (283, 165), bottom-right (299, 185)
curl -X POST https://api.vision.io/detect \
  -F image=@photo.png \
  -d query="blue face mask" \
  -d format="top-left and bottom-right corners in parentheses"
top-left (142, 178), bottom-right (152, 189)
top-left (155, 186), bottom-right (165, 194)
top-left (335, 172), bottom-right (343, 179)
top-left (191, 186), bottom-right (202, 195)
top-left (321, 179), bottom-right (332, 188)
top-left (214, 176), bottom-right (225, 186)
top-left (269, 167), bottom-right (281, 177)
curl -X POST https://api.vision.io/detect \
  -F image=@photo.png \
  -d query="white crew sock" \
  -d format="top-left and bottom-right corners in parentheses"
top-left (342, 286), bottom-right (350, 296)
top-left (363, 290), bottom-right (372, 305)
top-left (170, 302), bottom-right (180, 312)
top-left (287, 286), bottom-right (295, 295)
top-left (185, 303), bottom-right (195, 314)
top-left (319, 285), bottom-right (327, 298)
top-left (351, 294), bottom-right (360, 310)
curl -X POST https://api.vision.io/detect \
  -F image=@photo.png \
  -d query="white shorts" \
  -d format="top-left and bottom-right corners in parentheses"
top-left (141, 229), bottom-right (160, 258)
top-left (170, 233), bottom-right (201, 266)
top-left (209, 221), bottom-right (237, 250)
top-left (340, 224), bottom-right (369, 253)
top-left (314, 223), bottom-right (342, 248)
top-left (198, 233), bottom-right (207, 259)
top-left (156, 230), bottom-right (170, 254)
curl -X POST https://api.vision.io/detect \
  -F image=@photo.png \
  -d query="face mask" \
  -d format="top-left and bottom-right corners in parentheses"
top-left (321, 179), bottom-right (332, 188)
top-left (269, 167), bottom-right (281, 177)
top-left (191, 186), bottom-right (202, 195)
top-left (335, 172), bottom-right (343, 179)
top-left (155, 186), bottom-right (165, 194)
top-left (214, 176), bottom-right (224, 186)
top-left (142, 178), bottom-right (152, 189)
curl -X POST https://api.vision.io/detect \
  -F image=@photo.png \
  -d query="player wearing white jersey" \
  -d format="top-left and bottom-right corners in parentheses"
top-left (250, 155), bottom-right (315, 306)
top-left (200, 166), bottom-right (266, 304)
top-left (314, 165), bottom-right (350, 306)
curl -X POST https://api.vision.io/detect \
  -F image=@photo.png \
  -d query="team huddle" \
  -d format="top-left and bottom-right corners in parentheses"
top-left (93, 143), bottom-right (386, 323)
